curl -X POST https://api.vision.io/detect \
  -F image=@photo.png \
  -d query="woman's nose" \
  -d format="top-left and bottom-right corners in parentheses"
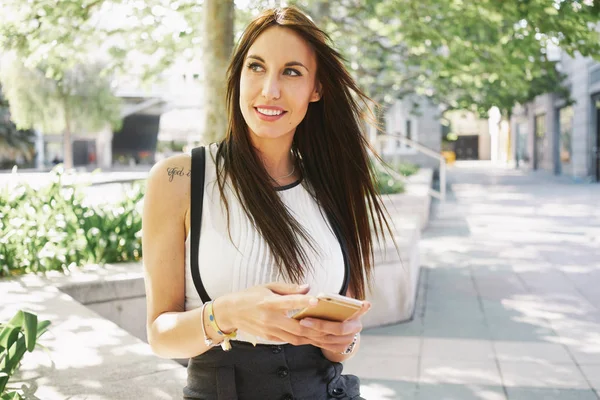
top-left (261, 73), bottom-right (281, 100)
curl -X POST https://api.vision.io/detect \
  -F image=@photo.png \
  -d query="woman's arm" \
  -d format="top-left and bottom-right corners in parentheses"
top-left (143, 153), bottom-right (231, 358)
top-left (143, 156), bottom-right (321, 358)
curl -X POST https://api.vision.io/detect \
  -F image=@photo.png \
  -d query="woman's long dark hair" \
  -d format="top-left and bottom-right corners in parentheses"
top-left (215, 6), bottom-right (394, 300)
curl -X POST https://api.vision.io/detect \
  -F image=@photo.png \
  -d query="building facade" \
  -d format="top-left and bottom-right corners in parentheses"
top-left (510, 52), bottom-right (600, 181)
top-left (378, 95), bottom-right (442, 170)
top-left (445, 110), bottom-right (492, 161)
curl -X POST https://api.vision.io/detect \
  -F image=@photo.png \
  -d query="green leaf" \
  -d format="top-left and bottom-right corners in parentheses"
top-left (21, 312), bottom-right (37, 352)
top-left (36, 320), bottom-right (51, 339)
top-left (0, 372), bottom-right (9, 393)
top-left (5, 311), bottom-right (23, 328)
top-left (0, 391), bottom-right (23, 400)
top-left (0, 326), bottom-right (20, 352)
top-left (1, 334), bottom-right (27, 376)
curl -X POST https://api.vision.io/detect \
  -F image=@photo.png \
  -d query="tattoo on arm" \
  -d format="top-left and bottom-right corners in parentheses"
top-left (167, 167), bottom-right (191, 182)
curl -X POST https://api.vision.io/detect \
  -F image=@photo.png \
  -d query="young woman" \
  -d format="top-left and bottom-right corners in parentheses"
top-left (142, 6), bottom-right (394, 400)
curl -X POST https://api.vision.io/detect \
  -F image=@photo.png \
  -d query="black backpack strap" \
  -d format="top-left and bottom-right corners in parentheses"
top-left (190, 146), bottom-right (212, 303)
top-left (325, 212), bottom-right (351, 296)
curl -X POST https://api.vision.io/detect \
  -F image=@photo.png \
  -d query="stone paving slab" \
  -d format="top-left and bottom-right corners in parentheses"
top-left (415, 383), bottom-right (506, 400)
top-left (582, 365), bottom-right (600, 391)
top-left (505, 388), bottom-right (599, 400)
top-left (0, 274), bottom-right (186, 399)
top-left (352, 162), bottom-right (600, 399)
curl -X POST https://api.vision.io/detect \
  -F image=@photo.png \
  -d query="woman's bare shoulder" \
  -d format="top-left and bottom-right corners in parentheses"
top-left (148, 153), bottom-right (192, 182)
top-left (145, 153), bottom-right (192, 214)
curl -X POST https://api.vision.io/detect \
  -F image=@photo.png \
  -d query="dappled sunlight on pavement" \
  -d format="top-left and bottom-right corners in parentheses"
top-left (349, 163), bottom-right (600, 399)
top-left (1, 274), bottom-right (185, 399)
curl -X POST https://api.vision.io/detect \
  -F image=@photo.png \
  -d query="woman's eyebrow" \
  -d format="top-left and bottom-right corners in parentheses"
top-left (246, 54), bottom-right (309, 72)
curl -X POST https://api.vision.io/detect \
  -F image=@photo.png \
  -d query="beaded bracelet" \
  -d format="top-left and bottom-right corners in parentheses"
top-left (200, 302), bottom-right (219, 348)
top-left (205, 301), bottom-right (237, 351)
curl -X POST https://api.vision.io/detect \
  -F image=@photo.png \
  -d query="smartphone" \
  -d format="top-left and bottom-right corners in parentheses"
top-left (292, 293), bottom-right (364, 322)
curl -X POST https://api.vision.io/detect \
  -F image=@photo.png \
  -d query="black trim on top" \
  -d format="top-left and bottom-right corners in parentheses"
top-left (274, 178), bottom-right (303, 191)
top-left (324, 212), bottom-right (351, 296)
top-left (190, 146), bottom-right (212, 303)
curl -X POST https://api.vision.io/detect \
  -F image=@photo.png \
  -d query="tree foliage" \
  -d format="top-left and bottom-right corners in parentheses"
top-left (0, 55), bottom-right (121, 134)
top-left (287, 0), bottom-right (600, 117)
top-left (0, 87), bottom-right (36, 167)
top-left (0, 0), bottom-right (203, 82)
top-left (0, 54), bottom-right (121, 168)
top-left (394, 0), bottom-right (600, 116)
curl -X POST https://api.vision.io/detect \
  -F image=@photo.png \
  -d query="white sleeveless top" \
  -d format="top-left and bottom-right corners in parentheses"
top-left (184, 144), bottom-right (346, 344)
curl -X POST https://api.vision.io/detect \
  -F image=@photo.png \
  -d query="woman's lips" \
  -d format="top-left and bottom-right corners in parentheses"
top-left (255, 107), bottom-right (287, 121)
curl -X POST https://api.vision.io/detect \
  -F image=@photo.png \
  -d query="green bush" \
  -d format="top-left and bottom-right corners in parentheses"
top-left (0, 166), bottom-right (144, 277)
top-left (375, 168), bottom-right (405, 195)
top-left (392, 162), bottom-right (419, 177)
top-left (372, 159), bottom-right (419, 195)
top-left (1, 310), bottom-right (50, 400)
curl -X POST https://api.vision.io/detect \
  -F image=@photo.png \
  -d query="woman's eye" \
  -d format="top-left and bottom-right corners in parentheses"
top-left (246, 63), bottom-right (301, 77)
top-left (247, 62), bottom-right (264, 72)
top-left (284, 68), bottom-right (302, 77)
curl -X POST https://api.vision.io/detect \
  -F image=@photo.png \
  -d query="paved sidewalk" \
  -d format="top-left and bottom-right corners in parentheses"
top-left (346, 162), bottom-right (600, 400)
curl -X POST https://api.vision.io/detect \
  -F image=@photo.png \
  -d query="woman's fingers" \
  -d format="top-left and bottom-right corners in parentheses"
top-left (299, 317), bottom-right (362, 336)
top-left (264, 282), bottom-right (310, 295)
top-left (313, 332), bottom-right (356, 345)
top-left (308, 333), bottom-right (357, 353)
top-left (243, 323), bottom-right (313, 346)
top-left (350, 300), bottom-right (371, 320)
top-left (261, 293), bottom-right (318, 311)
top-left (274, 315), bottom-right (329, 339)
top-left (298, 300), bottom-right (370, 333)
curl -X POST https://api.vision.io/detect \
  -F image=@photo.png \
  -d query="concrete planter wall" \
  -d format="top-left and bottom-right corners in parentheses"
top-left (362, 168), bottom-right (433, 328)
top-left (55, 264), bottom-right (149, 343)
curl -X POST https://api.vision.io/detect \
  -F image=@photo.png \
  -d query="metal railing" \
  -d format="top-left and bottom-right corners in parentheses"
top-left (375, 133), bottom-right (446, 201)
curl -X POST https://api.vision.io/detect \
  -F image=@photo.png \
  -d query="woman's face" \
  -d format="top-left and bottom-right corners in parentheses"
top-left (239, 26), bottom-right (321, 143)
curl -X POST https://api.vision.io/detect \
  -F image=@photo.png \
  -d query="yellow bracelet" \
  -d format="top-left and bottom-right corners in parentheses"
top-left (206, 301), bottom-right (237, 351)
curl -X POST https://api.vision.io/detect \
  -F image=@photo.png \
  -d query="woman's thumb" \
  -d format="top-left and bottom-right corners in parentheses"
top-left (265, 282), bottom-right (310, 295)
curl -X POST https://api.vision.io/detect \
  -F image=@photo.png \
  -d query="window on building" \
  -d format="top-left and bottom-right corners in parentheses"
top-left (535, 114), bottom-right (546, 168)
top-left (395, 117), bottom-right (417, 154)
top-left (516, 123), bottom-right (529, 163)
top-left (559, 106), bottom-right (573, 168)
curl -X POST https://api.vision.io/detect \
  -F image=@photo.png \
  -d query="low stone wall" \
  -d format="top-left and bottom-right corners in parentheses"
top-left (362, 216), bottom-right (421, 329)
top-left (383, 168), bottom-right (433, 231)
top-left (50, 263), bottom-right (149, 343)
top-left (362, 167), bottom-right (433, 328)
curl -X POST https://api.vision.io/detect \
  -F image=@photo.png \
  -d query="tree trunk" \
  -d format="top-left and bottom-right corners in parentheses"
top-left (505, 110), bottom-right (512, 164)
top-left (63, 103), bottom-right (74, 170)
top-left (201, 0), bottom-right (234, 143)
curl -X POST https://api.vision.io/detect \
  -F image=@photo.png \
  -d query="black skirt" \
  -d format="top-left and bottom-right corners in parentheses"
top-left (183, 341), bottom-right (364, 400)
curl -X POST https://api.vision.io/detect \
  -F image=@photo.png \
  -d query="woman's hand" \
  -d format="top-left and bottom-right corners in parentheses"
top-left (298, 301), bottom-right (371, 353)
top-left (214, 282), bottom-right (326, 344)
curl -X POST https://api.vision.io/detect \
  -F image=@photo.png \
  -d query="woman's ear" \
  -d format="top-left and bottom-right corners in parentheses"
top-left (310, 81), bottom-right (322, 102)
